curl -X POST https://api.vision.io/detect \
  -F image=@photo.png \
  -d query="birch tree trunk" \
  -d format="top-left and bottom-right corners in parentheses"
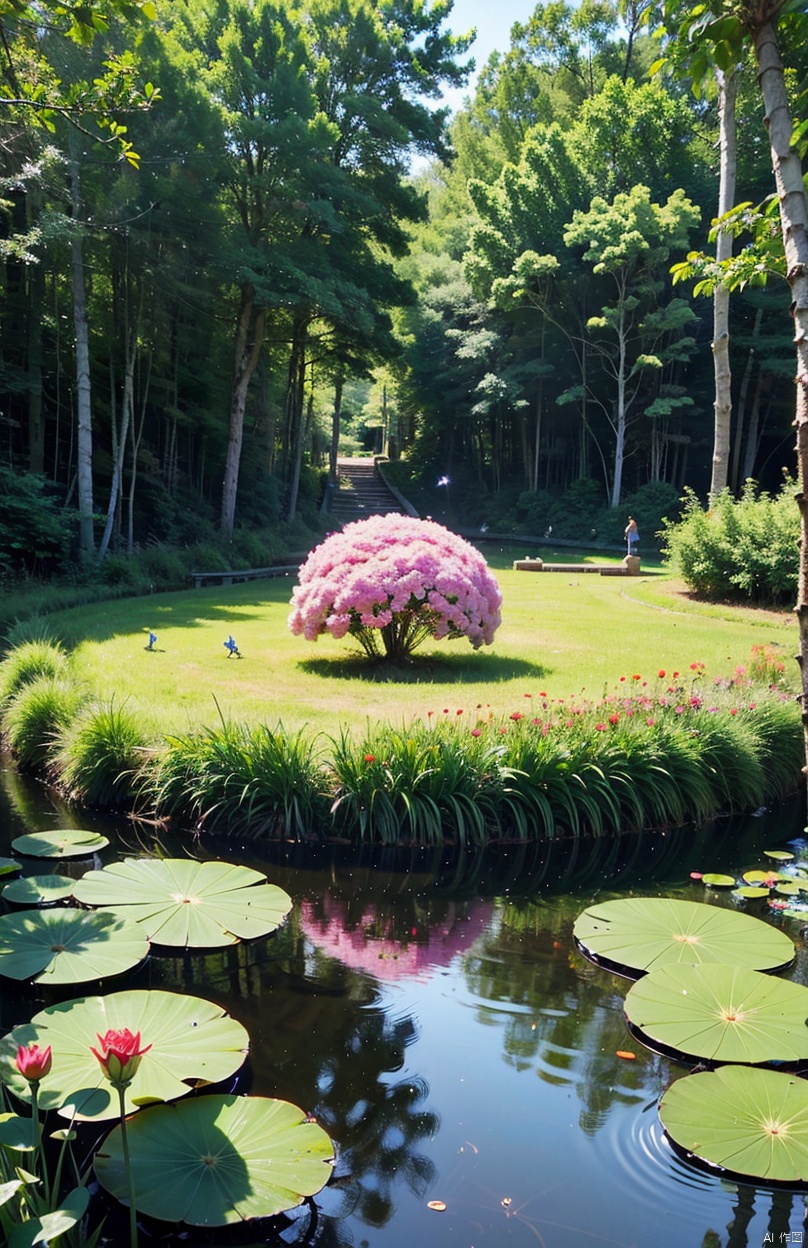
top-left (220, 286), bottom-right (266, 540)
top-left (69, 146), bottom-right (94, 557)
top-left (751, 16), bottom-right (808, 801)
top-left (710, 64), bottom-right (738, 499)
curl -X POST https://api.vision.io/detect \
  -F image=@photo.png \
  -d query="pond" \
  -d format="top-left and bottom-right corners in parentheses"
top-left (2, 758), bottom-right (808, 1248)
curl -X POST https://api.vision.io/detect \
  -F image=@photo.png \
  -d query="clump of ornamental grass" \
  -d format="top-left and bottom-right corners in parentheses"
top-left (52, 700), bottom-right (150, 809)
top-left (288, 515), bottom-right (502, 661)
top-left (148, 720), bottom-right (329, 839)
top-left (328, 721), bottom-right (524, 846)
top-left (1, 675), bottom-right (85, 771)
top-left (0, 638), bottom-right (71, 706)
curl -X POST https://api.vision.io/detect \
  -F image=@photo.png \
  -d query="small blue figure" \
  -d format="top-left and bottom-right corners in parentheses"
top-left (146, 631), bottom-right (157, 651)
top-left (224, 635), bottom-right (241, 658)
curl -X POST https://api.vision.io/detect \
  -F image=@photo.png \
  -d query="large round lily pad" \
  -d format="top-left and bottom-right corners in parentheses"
top-left (0, 908), bottom-right (148, 984)
top-left (659, 1066), bottom-right (808, 1184)
top-left (11, 829), bottom-right (109, 858)
top-left (0, 990), bottom-right (249, 1121)
top-left (94, 1094), bottom-right (335, 1225)
top-left (2, 875), bottom-right (75, 906)
top-left (573, 897), bottom-right (794, 976)
top-left (625, 963), bottom-right (808, 1064)
top-left (72, 859), bottom-right (292, 948)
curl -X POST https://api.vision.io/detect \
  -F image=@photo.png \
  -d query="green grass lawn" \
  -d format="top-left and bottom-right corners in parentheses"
top-left (40, 556), bottom-right (796, 743)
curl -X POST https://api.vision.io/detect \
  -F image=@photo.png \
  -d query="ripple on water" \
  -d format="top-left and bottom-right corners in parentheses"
top-left (592, 1094), bottom-right (808, 1247)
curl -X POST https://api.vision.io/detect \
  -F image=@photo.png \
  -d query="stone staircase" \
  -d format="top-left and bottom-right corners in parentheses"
top-left (328, 457), bottom-right (416, 525)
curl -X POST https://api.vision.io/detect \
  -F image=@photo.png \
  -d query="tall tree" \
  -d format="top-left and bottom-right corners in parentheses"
top-left (564, 184), bottom-right (700, 505)
top-left (659, 0), bottom-right (808, 797)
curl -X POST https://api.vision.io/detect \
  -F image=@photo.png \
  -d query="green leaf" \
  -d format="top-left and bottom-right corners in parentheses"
top-left (0, 990), bottom-right (249, 1122)
top-left (660, 1066), bottom-right (808, 1183)
top-left (573, 897), bottom-right (795, 976)
top-left (0, 909), bottom-right (148, 984)
top-left (11, 830), bottom-right (109, 859)
top-left (72, 859), bottom-right (292, 948)
top-left (0, 859), bottom-right (20, 877)
top-left (701, 873), bottom-right (736, 888)
top-left (0, 1112), bottom-right (35, 1151)
top-left (764, 849), bottom-right (795, 862)
top-left (625, 964), bottom-right (808, 1063)
top-left (94, 1094), bottom-right (335, 1225)
top-left (2, 875), bottom-right (75, 906)
top-left (0, 1178), bottom-right (23, 1207)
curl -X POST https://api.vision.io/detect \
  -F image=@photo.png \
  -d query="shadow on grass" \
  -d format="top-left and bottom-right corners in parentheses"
top-left (298, 650), bottom-right (550, 684)
top-left (49, 582), bottom-right (294, 647)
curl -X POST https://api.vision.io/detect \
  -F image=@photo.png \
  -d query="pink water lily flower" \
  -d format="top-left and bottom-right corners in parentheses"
top-left (16, 1042), bottom-right (52, 1083)
top-left (91, 1028), bottom-right (152, 1087)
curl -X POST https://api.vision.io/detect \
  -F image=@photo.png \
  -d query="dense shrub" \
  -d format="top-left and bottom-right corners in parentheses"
top-left (0, 468), bottom-right (74, 576)
top-left (289, 515), bottom-right (502, 660)
top-left (661, 482), bottom-right (799, 603)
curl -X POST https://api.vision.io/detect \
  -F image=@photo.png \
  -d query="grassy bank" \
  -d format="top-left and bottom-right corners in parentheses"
top-left (13, 562), bottom-right (795, 740)
top-left (0, 560), bottom-right (801, 845)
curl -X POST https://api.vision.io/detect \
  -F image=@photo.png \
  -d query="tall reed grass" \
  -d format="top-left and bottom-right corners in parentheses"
top-left (51, 700), bottom-right (149, 808)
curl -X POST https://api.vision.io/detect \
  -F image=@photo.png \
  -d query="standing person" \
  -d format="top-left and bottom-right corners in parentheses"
top-left (624, 516), bottom-right (639, 557)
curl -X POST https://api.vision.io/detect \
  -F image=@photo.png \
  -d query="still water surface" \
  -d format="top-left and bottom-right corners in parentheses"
top-left (2, 761), bottom-right (808, 1248)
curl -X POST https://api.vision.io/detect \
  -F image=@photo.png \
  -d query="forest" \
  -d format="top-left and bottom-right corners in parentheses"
top-left (0, 0), bottom-right (806, 573)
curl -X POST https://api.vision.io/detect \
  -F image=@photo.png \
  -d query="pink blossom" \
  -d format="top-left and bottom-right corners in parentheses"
top-left (288, 516), bottom-right (502, 658)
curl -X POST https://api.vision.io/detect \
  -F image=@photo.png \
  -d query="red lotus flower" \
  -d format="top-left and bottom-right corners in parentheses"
top-left (16, 1042), bottom-right (52, 1083)
top-left (91, 1028), bottom-right (152, 1087)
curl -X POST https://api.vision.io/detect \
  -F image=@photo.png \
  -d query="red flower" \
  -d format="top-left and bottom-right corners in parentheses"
top-left (729, 707), bottom-right (738, 716)
top-left (16, 1042), bottom-right (52, 1083)
top-left (658, 669), bottom-right (666, 679)
top-left (509, 711), bottom-right (524, 721)
top-left (91, 1028), bottom-right (152, 1087)
top-left (595, 722), bottom-right (607, 731)
top-left (609, 713), bottom-right (619, 724)
top-left (456, 708), bottom-right (463, 715)
top-left (364, 754), bottom-right (376, 762)
top-left (631, 674), bottom-right (641, 681)
top-left (470, 728), bottom-right (482, 738)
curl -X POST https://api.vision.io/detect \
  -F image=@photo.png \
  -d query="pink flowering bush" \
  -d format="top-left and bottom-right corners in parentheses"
top-left (288, 516), bottom-right (502, 661)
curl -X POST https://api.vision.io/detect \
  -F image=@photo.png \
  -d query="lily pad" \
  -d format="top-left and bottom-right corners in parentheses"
top-left (774, 881), bottom-right (802, 897)
top-left (625, 964), bottom-right (808, 1064)
top-left (0, 908), bottom-right (148, 985)
top-left (732, 886), bottom-right (769, 902)
top-left (2, 876), bottom-right (75, 906)
top-left (73, 859), bottom-right (292, 948)
top-left (659, 1066), bottom-right (808, 1184)
top-left (573, 897), bottom-right (795, 977)
top-left (0, 990), bottom-right (249, 1121)
top-left (0, 859), bottom-right (20, 878)
top-left (11, 829), bottom-right (109, 859)
top-left (743, 870), bottom-right (782, 886)
top-left (94, 1094), bottom-right (335, 1225)
top-left (701, 873), bottom-right (736, 888)
top-left (764, 849), bottom-right (795, 862)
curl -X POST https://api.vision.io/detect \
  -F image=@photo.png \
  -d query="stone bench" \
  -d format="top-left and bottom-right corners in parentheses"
top-left (513, 556), bottom-right (641, 576)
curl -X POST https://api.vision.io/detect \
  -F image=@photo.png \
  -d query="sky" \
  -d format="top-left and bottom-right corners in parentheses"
top-left (439, 0), bottom-right (537, 113)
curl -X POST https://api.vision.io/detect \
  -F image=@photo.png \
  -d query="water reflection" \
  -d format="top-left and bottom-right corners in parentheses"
top-left (2, 761), bottom-right (808, 1246)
